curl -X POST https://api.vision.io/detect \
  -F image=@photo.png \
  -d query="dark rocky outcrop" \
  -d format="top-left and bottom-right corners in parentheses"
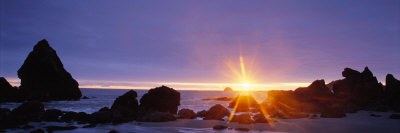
top-left (44, 126), bottom-right (78, 132)
top-left (0, 77), bottom-right (19, 102)
top-left (196, 110), bottom-right (207, 118)
top-left (213, 125), bottom-right (228, 130)
top-left (228, 95), bottom-right (259, 112)
top-left (203, 104), bottom-right (230, 120)
top-left (18, 39), bottom-right (81, 101)
top-left (110, 90), bottom-right (139, 123)
top-left (139, 86), bottom-right (180, 114)
top-left (11, 101), bottom-right (45, 122)
top-left (178, 109), bottom-right (196, 119)
top-left (384, 74), bottom-right (400, 111)
top-left (42, 109), bottom-right (63, 122)
top-left (332, 67), bottom-right (383, 107)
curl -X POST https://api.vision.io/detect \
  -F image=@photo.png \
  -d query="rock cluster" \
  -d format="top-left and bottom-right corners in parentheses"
top-left (264, 67), bottom-right (400, 118)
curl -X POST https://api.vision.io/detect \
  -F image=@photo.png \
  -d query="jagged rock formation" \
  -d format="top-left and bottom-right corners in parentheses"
top-left (110, 90), bottom-right (139, 123)
top-left (17, 39), bottom-right (81, 101)
top-left (0, 77), bottom-right (19, 102)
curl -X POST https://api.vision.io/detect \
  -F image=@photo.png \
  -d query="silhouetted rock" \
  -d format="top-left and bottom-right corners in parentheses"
top-left (42, 109), bottom-right (62, 121)
top-left (213, 125), bottom-right (228, 130)
top-left (109, 130), bottom-right (119, 133)
top-left (0, 77), bottom-right (19, 102)
top-left (12, 101), bottom-right (45, 122)
top-left (196, 110), bottom-right (207, 118)
top-left (61, 111), bottom-right (78, 122)
top-left (332, 67), bottom-right (383, 107)
top-left (0, 108), bottom-right (12, 129)
top-left (111, 90), bottom-right (139, 122)
top-left (137, 111), bottom-right (176, 122)
top-left (90, 110), bottom-right (113, 123)
top-left (224, 87), bottom-right (233, 91)
top-left (178, 108), bottom-right (196, 119)
top-left (44, 126), bottom-right (78, 132)
top-left (18, 39), bottom-right (81, 101)
top-left (384, 74), bottom-right (400, 111)
top-left (294, 80), bottom-right (335, 112)
top-left (82, 96), bottom-right (89, 99)
top-left (204, 104), bottom-right (230, 120)
top-left (230, 113), bottom-right (254, 124)
top-left (228, 95), bottom-right (259, 112)
top-left (139, 86), bottom-right (180, 114)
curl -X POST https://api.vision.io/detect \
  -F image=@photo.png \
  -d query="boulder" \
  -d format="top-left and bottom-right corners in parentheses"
top-left (203, 104), bottom-right (230, 120)
top-left (228, 95), bottom-right (259, 112)
top-left (18, 39), bottom-right (81, 101)
top-left (230, 113), bottom-right (254, 124)
top-left (90, 110), bottom-right (113, 123)
top-left (111, 90), bottom-right (139, 122)
top-left (139, 86), bottom-right (180, 114)
top-left (42, 109), bottom-right (63, 121)
top-left (0, 77), bottom-right (19, 102)
top-left (196, 110), bottom-right (207, 118)
top-left (137, 111), bottom-right (176, 122)
top-left (384, 74), bottom-right (400, 111)
top-left (60, 112), bottom-right (78, 122)
top-left (213, 125), bottom-right (228, 130)
top-left (178, 109), bottom-right (196, 119)
top-left (12, 101), bottom-right (45, 122)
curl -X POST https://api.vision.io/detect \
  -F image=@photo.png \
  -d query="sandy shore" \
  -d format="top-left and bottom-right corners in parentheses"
top-left (7, 111), bottom-right (400, 133)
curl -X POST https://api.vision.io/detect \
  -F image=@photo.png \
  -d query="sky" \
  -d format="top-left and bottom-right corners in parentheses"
top-left (0, 0), bottom-right (399, 90)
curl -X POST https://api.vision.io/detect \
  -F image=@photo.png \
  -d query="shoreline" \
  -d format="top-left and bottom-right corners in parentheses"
top-left (5, 111), bottom-right (400, 133)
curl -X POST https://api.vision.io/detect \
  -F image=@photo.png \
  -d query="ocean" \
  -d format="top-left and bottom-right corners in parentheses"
top-left (0, 88), bottom-right (269, 114)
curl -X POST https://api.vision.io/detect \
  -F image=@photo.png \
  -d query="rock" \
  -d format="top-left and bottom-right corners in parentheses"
top-left (76, 112), bottom-right (91, 123)
top-left (60, 111), bottom-right (78, 122)
top-left (228, 95), bottom-right (259, 112)
top-left (203, 104), bottom-right (230, 120)
top-left (389, 114), bottom-right (400, 119)
top-left (370, 113), bottom-right (381, 117)
top-left (196, 110), bottom-right (207, 118)
top-left (384, 74), bottom-right (400, 111)
top-left (111, 90), bottom-right (139, 122)
top-left (139, 86), bottom-right (180, 114)
top-left (137, 111), bottom-right (176, 122)
top-left (230, 114), bottom-right (254, 124)
top-left (202, 97), bottom-right (233, 101)
top-left (12, 101), bottom-right (45, 122)
top-left (109, 130), bottom-right (119, 133)
top-left (235, 127), bottom-right (250, 131)
top-left (42, 109), bottom-right (62, 121)
top-left (18, 39), bottom-right (81, 101)
top-left (99, 107), bottom-right (110, 112)
top-left (90, 110), bottom-right (113, 123)
top-left (213, 125), bottom-right (228, 130)
top-left (82, 96), bottom-right (89, 99)
top-left (30, 129), bottom-right (45, 133)
top-left (253, 114), bottom-right (269, 123)
top-left (44, 126), bottom-right (78, 132)
top-left (224, 87), bottom-right (233, 91)
top-left (332, 67), bottom-right (384, 107)
top-left (178, 109), bottom-right (196, 119)
top-left (0, 77), bottom-right (19, 102)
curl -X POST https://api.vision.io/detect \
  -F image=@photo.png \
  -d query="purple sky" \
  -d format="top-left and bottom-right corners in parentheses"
top-left (0, 0), bottom-right (399, 90)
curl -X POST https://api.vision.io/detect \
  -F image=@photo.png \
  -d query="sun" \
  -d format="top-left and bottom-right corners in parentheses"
top-left (242, 82), bottom-right (250, 88)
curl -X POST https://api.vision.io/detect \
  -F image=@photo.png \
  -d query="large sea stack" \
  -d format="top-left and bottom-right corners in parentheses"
top-left (17, 39), bottom-right (81, 101)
